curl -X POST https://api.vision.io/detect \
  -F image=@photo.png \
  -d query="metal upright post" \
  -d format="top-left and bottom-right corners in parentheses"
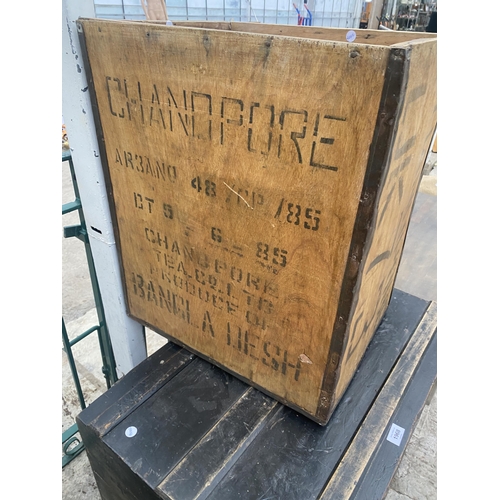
top-left (62, 0), bottom-right (147, 378)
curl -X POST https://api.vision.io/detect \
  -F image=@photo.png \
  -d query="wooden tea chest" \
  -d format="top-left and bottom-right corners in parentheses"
top-left (78, 19), bottom-right (437, 424)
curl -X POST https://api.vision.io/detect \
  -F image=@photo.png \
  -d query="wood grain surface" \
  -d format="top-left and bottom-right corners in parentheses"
top-left (79, 19), bottom-right (436, 423)
top-left (332, 38), bottom-right (438, 411)
top-left (147, 21), bottom-right (436, 46)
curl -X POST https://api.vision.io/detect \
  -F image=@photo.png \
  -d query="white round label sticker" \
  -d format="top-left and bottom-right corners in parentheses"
top-left (346, 30), bottom-right (356, 43)
top-left (125, 426), bottom-right (138, 438)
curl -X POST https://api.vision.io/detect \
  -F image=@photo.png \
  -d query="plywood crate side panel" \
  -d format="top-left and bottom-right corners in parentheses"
top-left (79, 18), bottom-right (388, 417)
top-left (334, 40), bottom-right (437, 403)
top-left (315, 46), bottom-right (410, 421)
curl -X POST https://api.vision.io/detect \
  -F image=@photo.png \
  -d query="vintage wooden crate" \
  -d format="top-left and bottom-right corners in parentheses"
top-left (78, 19), bottom-right (437, 425)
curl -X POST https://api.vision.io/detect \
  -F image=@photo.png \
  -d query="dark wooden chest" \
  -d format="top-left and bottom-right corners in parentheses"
top-left (77, 288), bottom-right (436, 500)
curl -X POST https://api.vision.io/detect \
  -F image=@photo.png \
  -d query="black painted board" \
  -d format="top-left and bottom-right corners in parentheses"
top-left (77, 342), bottom-right (194, 437)
top-left (76, 342), bottom-right (196, 500)
top-left (103, 357), bottom-right (250, 489)
top-left (205, 289), bottom-right (429, 500)
top-left (158, 388), bottom-right (280, 500)
top-left (92, 468), bottom-right (160, 500)
top-left (351, 332), bottom-right (437, 500)
top-left (86, 440), bottom-right (164, 500)
top-left (79, 404), bottom-right (165, 500)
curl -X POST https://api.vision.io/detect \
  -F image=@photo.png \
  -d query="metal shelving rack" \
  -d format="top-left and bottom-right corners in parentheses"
top-left (62, 149), bottom-right (118, 468)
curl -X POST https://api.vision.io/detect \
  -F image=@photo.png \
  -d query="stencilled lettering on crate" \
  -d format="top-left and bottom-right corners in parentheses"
top-left (79, 18), bottom-right (436, 422)
top-left (129, 263), bottom-right (307, 383)
top-left (121, 172), bottom-right (316, 386)
top-left (138, 225), bottom-right (283, 326)
top-left (114, 148), bottom-right (178, 183)
top-left (105, 77), bottom-right (347, 172)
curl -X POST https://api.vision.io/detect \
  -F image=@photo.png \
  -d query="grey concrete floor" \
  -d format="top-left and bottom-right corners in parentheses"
top-left (62, 153), bottom-right (437, 499)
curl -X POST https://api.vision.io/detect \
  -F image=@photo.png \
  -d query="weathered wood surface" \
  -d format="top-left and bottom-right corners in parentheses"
top-left (76, 289), bottom-right (437, 500)
top-left (350, 334), bottom-right (437, 500)
top-left (330, 36), bottom-right (438, 417)
top-left (103, 358), bottom-right (250, 488)
top-left (79, 18), bottom-right (436, 423)
top-left (86, 343), bottom-right (194, 437)
top-left (319, 302), bottom-right (437, 499)
top-left (77, 343), bottom-right (195, 500)
top-left (148, 21), bottom-right (437, 46)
